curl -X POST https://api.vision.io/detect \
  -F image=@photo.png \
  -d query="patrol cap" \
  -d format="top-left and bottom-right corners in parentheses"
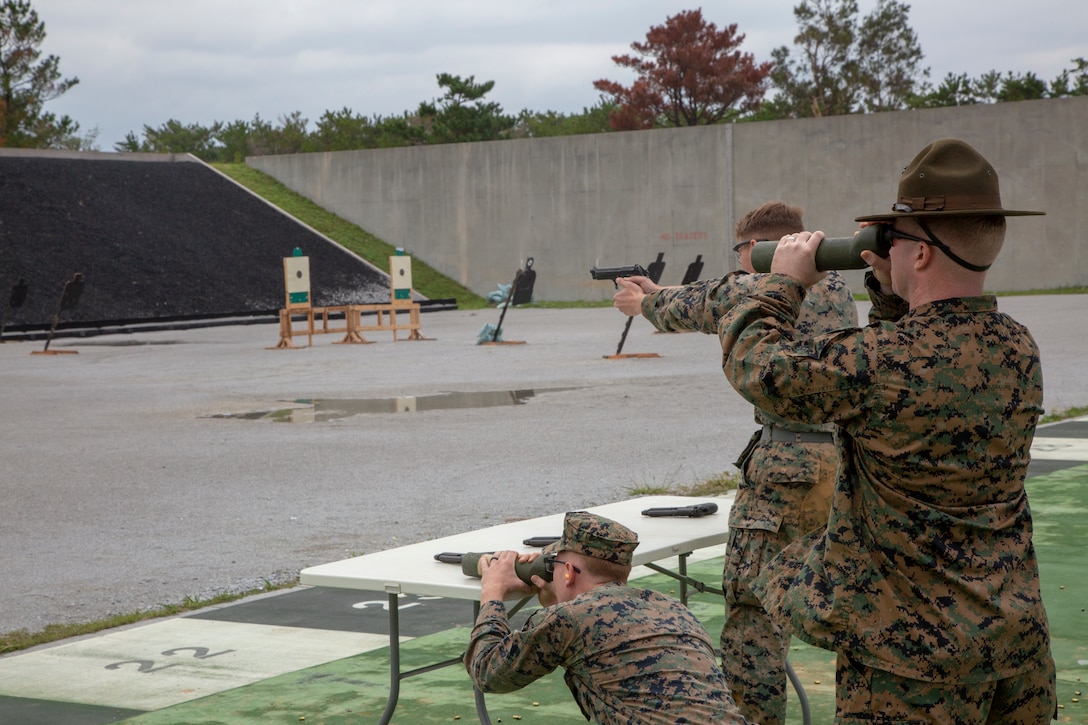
top-left (543, 511), bottom-right (639, 566)
top-left (855, 138), bottom-right (1044, 222)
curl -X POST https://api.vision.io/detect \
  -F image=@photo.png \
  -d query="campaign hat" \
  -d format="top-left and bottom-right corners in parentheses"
top-left (855, 138), bottom-right (1044, 221)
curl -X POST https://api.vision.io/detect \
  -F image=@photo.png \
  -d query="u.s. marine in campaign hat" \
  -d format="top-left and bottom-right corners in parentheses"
top-left (543, 511), bottom-right (639, 566)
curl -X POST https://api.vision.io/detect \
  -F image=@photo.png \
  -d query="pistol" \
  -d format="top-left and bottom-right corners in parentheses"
top-left (523, 536), bottom-right (561, 548)
top-left (590, 264), bottom-right (649, 287)
top-left (641, 503), bottom-right (719, 518)
top-left (434, 551), bottom-right (471, 564)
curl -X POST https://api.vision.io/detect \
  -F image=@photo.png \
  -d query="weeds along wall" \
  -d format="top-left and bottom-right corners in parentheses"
top-left (249, 96), bottom-right (1087, 300)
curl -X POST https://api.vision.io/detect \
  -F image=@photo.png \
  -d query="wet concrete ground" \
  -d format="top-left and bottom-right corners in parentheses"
top-left (3, 297), bottom-right (1086, 638)
top-left (1, 296), bottom-right (1087, 723)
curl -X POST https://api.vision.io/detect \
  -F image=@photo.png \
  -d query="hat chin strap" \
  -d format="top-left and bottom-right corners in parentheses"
top-left (914, 217), bottom-right (991, 272)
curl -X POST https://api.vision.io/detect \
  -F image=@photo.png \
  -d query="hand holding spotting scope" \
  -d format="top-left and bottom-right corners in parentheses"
top-left (750, 224), bottom-right (891, 273)
top-left (434, 551), bottom-right (554, 584)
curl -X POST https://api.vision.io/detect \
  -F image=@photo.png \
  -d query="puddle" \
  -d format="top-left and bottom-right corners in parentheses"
top-left (207, 388), bottom-right (575, 422)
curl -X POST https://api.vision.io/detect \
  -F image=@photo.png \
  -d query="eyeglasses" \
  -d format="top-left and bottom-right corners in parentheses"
top-left (886, 227), bottom-right (930, 245)
top-left (886, 224), bottom-right (991, 272)
top-left (733, 240), bottom-right (769, 258)
top-left (544, 555), bottom-right (581, 575)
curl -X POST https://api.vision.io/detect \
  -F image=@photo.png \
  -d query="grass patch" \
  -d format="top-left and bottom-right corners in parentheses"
top-left (0, 578), bottom-right (298, 656)
top-left (211, 163), bottom-right (489, 309)
top-left (994, 285), bottom-right (1088, 296)
top-left (627, 470), bottom-right (741, 498)
top-left (1041, 405), bottom-right (1088, 424)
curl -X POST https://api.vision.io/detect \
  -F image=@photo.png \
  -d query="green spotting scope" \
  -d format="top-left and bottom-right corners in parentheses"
top-left (435, 551), bottom-right (553, 584)
top-left (750, 224), bottom-right (891, 272)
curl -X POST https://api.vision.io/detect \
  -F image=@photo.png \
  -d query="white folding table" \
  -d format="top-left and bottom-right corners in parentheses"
top-left (300, 495), bottom-right (731, 724)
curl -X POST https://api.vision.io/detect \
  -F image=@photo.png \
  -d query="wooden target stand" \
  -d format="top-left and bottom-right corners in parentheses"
top-left (351, 253), bottom-right (431, 343)
top-left (270, 251), bottom-right (429, 350)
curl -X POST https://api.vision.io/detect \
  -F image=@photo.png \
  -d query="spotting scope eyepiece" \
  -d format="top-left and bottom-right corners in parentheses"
top-left (751, 225), bottom-right (891, 272)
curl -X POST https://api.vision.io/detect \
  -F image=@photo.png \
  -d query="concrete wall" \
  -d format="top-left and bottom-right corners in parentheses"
top-left (249, 96), bottom-right (1088, 299)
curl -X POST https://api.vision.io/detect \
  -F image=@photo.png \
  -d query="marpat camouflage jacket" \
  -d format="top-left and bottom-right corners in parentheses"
top-left (466, 584), bottom-right (747, 724)
top-left (719, 272), bottom-right (1051, 683)
top-left (641, 270), bottom-right (857, 536)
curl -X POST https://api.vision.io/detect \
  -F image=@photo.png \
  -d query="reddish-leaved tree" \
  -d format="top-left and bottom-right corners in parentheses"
top-left (594, 9), bottom-right (772, 130)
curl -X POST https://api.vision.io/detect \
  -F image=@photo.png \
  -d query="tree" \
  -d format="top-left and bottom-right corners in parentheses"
top-left (309, 108), bottom-right (416, 151)
top-left (906, 72), bottom-right (979, 108)
top-left (907, 59), bottom-right (1088, 109)
top-left (216, 119), bottom-right (253, 162)
top-left (53, 124), bottom-right (97, 150)
top-left (139, 118), bottom-right (222, 157)
top-left (221, 111), bottom-right (309, 158)
top-left (268, 110), bottom-right (310, 154)
top-left (766, 0), bottom-right (927, 118)
top-left (855, 0), bottom-right (928, 111)
top-left (511, 101), bottom-right (616, 138)
top-left (593, 9), bottom-right (772, 130)
top-left (414, 73), bottom-right (515, 144)
top-left (311, 107), bottom-right (374, 151)
top-left (114, 131), bottom-right (148, 153)
top-left (995, 71), bottom-right (1048, 102)
top-left (1049, 57), bottom-right (1088, 97)
top-left (0, 0), bottom-right (80, 147)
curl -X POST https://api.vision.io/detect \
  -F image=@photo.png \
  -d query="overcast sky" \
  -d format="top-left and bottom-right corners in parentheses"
top-left (31, 0), bottom-right (1085, 150)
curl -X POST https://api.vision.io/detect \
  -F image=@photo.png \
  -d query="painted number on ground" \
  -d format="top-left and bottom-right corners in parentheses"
top-left (352, 593), bottom-right (444, 612)
top-left (105, 646), bottom-right (236, 673)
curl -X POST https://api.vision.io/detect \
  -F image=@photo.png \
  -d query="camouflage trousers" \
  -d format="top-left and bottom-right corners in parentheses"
top-left (721, 526), bottom-right (793, 725)
top-left (835, 654), bottom-right (1057, 724)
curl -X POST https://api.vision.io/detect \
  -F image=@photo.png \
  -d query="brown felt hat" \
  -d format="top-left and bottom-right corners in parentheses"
top-left (855, 138), bottom-right (1044, 222)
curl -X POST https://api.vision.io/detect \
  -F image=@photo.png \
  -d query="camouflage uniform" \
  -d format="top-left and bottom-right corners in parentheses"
top-left (466, 511), bottom-right (748, 724)
top-left (719, 271), bottom-right (1055, 721)
top-left (641, 269), bottom-right (856, 725)
top-left (467, 587), bottom-right (745, 724)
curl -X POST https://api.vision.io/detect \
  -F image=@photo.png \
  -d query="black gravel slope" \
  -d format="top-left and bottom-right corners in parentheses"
top-left (0, 154), bottom-right (392, 331)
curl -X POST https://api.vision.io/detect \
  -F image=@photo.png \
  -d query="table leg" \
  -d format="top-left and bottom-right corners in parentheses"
top-left (640, 552), bottom-right (721, 605)
top-left (378, 591), bottom-right (401, 725)
top-left (678, 552), bottom-right (689, 604)
top-left (473, 686), bottom-right (491, 724)
top-left (471, 600), bottom-right (493, 725)
top-left (785, 659), bottom-right (812, 725)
